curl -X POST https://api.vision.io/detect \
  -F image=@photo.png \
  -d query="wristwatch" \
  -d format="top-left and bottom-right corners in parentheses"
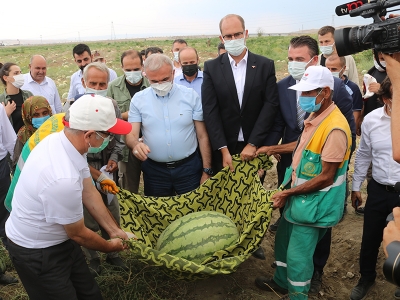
top-left (203, 168), bottom-right (214, 176)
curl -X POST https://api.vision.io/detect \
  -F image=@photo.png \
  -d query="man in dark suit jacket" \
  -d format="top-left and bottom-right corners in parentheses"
top-left (258, 35), bottom-right (356, 295)
top-left (202, 14), bottom-right (279, 173)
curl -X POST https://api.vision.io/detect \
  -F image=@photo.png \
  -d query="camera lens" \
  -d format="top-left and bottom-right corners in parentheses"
top-left (335, 26), bottom-right (372, 57)
top-left (383, 241), bottom-right (400, 286)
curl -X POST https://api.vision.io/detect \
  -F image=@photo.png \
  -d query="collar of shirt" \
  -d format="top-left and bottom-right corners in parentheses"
top-left (228, 49), bottom-right (248, 67)
top-left (26, 72), bottom-right (48, 85)
top-left (305, 102), bottom-right (336, 128)
top-left (60, 130), bottom-right (89, 172)
top-left (379, 105), bottom-right (391, 119)
top-left (179, 70), bottom-right (203, 83)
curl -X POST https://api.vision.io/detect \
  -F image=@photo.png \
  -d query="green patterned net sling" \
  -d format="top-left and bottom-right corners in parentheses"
top-left (118, 154), bottom-right (278, 280)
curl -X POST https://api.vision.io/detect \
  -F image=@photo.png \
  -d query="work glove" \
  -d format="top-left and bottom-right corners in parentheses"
top-left (97, 173), bottom-right (119, 194)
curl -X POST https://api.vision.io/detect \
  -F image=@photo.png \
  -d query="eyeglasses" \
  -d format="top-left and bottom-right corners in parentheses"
top-left (222, 32), bottom-right (244, 41)
top-left (95, 131), bottom-right (114, 141)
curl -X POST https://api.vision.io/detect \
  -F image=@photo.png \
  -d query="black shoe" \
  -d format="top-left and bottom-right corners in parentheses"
top-left (350, 278), bottom-right (375, 300)
top-left (309, 270), bottom-right (323, 295)
top-left (89, 258), bottom-right (101, 277)
top-left (394, 286), bottom-right (400, 300)
top-left (355, 207), bottom-right (365, 215)
top-left (0, 273), bottom-right (18, 285)
top-left (252, 247), bottom-right (266, 260)
top-left (269, 217), bottom-right (281, 232)
top-left (255, 276), bottom-right (288, 294)
top-left (106, 256), bottom-right (129, 271)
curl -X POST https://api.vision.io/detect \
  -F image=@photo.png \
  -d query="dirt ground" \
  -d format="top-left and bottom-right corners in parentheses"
top-left (185, 151), bottom-right (395, 300)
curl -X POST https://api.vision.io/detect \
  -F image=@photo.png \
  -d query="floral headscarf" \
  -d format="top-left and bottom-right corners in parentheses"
top-left (17, 96), bottom-right (52, 144)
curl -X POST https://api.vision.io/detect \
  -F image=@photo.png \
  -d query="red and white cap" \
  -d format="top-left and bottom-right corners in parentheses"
top-left (289, 66), bottom-right (334, 92)
top-left (65, 94), bottom-right (132, 134)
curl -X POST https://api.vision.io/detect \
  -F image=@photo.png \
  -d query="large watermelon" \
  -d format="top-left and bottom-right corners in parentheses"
top-left (156, 211), bottom-right (239, 264)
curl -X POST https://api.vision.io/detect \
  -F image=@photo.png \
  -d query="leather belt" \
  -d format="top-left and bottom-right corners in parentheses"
top-left (148, 151), bottom-right (196, 169)
top-left (374, 179), bottom-right (400, 193)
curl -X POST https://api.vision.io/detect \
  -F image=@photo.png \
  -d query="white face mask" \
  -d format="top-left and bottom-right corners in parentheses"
top-left (125, 71), bottom-right (142, 84)
top-left (151, 81), bottom-right (173, 97)
top-left (223, 37), bottom-right (247, 57)
top-left (11, 74), bottom-right (25, 88)
top-left (288, 57), bottom-right (314, 80)
top-left (331, 67), bottom-right (344, 78)
top-left (374, 59), bottom-right (386, 72)
top-left (85, 87), bottom-right (108, 97)
top-left (173, 51), bottom-right (179, 62)
top-left (320, 43), bottom-right (335, 56)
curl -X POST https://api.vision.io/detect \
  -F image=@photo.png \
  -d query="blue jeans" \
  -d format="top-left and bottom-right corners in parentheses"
top-left (141, 152), bottom-right (202, 196)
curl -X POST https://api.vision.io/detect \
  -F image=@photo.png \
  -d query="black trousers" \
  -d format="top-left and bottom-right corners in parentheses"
top-left (0, 156), bottom-right (10, 248)
top-left (7, 239), bottom-right (103, 300)
top-left (359, 178), bottom-right (400, 281)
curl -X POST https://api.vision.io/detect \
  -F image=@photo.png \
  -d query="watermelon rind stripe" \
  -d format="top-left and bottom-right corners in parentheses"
top-left (166, 233), bottom-right (238, 256)
top-left (157, 220), bottom-right (236, 250)
top-left (156, 212), bottom-right (236, 249)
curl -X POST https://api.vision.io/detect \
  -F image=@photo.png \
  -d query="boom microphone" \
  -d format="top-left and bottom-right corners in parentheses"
top-left (335, 0), bottom-right (371, 16)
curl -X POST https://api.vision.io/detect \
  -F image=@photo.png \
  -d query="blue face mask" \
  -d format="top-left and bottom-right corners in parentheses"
top-left (298, 90), bottom-right (324, 113)
top-left (32, 115), bottom-right (50, 129)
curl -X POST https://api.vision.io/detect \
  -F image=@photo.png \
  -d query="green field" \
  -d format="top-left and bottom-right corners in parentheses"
top-left (0, 35), bottom-right (375, 300)
top-left (0, 35), bottom-right (373, 97)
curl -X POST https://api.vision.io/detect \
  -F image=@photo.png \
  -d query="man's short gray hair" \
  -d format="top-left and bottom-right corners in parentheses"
top-left (83, 62), bottom-right (110, 82)
top-left (144, 54), bottom-right (173, 73)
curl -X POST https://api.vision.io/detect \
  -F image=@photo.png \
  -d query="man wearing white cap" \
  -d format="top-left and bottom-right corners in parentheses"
top-left (5, 95), bottom-right (132, 300)
top-left (255, 66), bottom-right (351, 299)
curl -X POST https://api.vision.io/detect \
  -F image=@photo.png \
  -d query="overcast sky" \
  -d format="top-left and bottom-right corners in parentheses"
top-left (1, 0), bottom-right (379, 42)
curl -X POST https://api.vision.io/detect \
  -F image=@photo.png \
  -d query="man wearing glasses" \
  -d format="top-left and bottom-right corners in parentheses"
top-left (126, 54), bottom-right (213, 197)
top-left (77, 62), bottom-right (128, 276)
top-left (201, 14), bottom-right (279, 173)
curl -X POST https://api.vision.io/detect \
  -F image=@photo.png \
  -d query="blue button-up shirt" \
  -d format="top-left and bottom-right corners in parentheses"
top-left (174, 71), bottom-right (203, 99)
top-left (22, 73), bottom-right (62, 113)
top-left (128, 84), bottom-right (203, 162)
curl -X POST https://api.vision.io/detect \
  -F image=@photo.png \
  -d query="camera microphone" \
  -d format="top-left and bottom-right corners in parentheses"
top-left (335, 0), bottom-right (370, 16)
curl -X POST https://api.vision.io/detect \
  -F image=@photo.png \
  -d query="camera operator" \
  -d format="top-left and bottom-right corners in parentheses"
top-left (384, 50), bottom-right (400, 162)
top-left (350, 76), bottom-right (400, 300)
top-left (383, 207), bottom-right (400, 257)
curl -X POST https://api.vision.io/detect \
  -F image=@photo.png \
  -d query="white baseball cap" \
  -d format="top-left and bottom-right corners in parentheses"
top-left (289, 66), bottom-right (334, 92)
top-left (64, 94), bottom-right (132, 134)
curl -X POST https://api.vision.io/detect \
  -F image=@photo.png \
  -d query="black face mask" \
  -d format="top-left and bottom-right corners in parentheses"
top-left (182, 64), bottom-right (198, 77)
top-left (79, 64), bottom-right (88, 72)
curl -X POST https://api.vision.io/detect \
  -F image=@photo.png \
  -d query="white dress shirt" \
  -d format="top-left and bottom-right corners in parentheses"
top-left (108, 68), bottom-right (118, 82)
top-left (67, 70), bottom-right (85, 100)
top-left (6, 131), bottom-right (90, 248)
top-left (352, 106), bottom-right (400, 191)
top-left (0, 105), bottom-right (16, 160)
top-left (228, 49), bottom-right (248, 142)
top-left (22, 73), bottom-right (62, 113)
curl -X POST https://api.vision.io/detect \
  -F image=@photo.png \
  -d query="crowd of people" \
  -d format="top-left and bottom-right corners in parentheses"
top-left (0, 12), bottom-right (398, 300)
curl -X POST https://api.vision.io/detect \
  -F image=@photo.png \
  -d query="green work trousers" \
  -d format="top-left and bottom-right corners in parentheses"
top-left (273, 216), bottom-right (327, 300)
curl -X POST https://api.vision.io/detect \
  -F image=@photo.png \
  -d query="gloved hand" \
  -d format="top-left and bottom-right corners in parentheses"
top-left (97, 173), bottom-right (119, 194)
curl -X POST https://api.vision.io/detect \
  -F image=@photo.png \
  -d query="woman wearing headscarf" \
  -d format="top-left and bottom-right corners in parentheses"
top-left (12, 96), bottom-right (52, 166)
